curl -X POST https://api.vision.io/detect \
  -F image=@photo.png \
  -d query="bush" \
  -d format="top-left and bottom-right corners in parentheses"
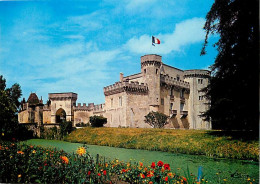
top-left (75, 122), bottom-right (89, 127)
top-left (60, 121), bottom-right (73, 138)
top-left (89, 116), bottom-right (107, 127)
top-left (144, 111), bottom-right (169, 128)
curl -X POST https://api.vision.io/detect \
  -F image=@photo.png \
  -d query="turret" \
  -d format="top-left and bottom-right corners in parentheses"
top-left (141, 54), bottom-right (162, 110)
top-left (184, 70), bottom-right (211, 129)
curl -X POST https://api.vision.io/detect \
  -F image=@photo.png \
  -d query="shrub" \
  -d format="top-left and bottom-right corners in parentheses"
top-left (59, 121), bottom-right (73, 138)
top-left (75, 122), bottom-right (89, 127)
top-left (89, 116), bottom-right (107, 127)
top-left (144, 111), bottom-right (169, 128)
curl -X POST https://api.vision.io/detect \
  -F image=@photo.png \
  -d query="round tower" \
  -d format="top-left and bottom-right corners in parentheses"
top-left (184, 70), bottom-right (211, 129)
top-left (141, 54), bottom-right (162, 111)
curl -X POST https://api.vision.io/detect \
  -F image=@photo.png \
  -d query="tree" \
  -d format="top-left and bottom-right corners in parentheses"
top-left (144, 111), bottom-right (168, 128)
top-left (0, 75), bottom-right (22, 137)
top-left (201, 0), bottom-right (258, 130)
top-left (89, 115), bottom-right (107, 127)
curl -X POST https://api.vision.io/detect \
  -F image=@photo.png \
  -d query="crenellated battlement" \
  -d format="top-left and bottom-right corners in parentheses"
top-left (141, 54), bottom-right (162, 68)
top-left (104, 81), bottom-right (148, 96)
top-left (73, 103), bottom-right (105, 112)
top-left (160, 74), bottom-right (190, 90)
top-left (184, 70), bottom-right (211, 78)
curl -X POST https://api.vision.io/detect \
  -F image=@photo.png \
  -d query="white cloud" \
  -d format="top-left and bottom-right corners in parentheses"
top-left (125, 17), bottom-right (206, 55)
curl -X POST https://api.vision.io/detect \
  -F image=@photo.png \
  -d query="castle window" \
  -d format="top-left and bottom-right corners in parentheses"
top-left (144, 69), bottom-right (146, 74)
top-left (198, 79), bottom-right (203, 84)
top-left (170, 103), bottom-right (173, 110)
top-left (111, 98), bottom-right (113, 107)
top-left (176, 75), bottom-right (180, 81)
top-left (180, 89), bottom-right (185, 98)
top-left (170, 86), bottom-right (174, 96)
top-left (156, 69), bottom-right (158, 74)
top-left (199, 96), bottom-right (203, 100)
top-left (180, 103), bottom-right (184, 111)
top-left (119, 96), bottom-right (122, 106)
top-left (161, 98), bottom-right (164, 105)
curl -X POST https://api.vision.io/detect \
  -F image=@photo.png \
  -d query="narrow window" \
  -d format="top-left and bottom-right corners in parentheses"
top-left (111, 98), bottom-right (113, 107)
top-left (156, 69), bottom-right (158, 74)
top-left (180, 103), bottom-right (184, 111)
top-left (161, 98), bottom-right (164, 105)
top-left (170, 103), bottom-right (173, 110)
top-left (119, 96), bottom-right (122, 106)
top-left (176, 75), bottom-right (180, 81)
top-left (180, 89), bottom-right (185, 98)
top-left (144, 69), bottom-right (146, 74)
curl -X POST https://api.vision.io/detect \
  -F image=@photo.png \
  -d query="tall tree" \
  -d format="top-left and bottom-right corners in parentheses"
top-left (201, 0), bottom-right (258, 130)
top-left (0, 75), bottom-right (22, 137)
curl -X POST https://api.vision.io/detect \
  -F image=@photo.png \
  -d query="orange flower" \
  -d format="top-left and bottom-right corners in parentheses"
top-left (76, 147), bottom-right (86, 156)
top-left (60, 156), bottom-right (69, 164)
top-left (17, 151), bottom-right (24, 155)
top-left (18, 174), bottom-right (22, 178)
top-left (149, 181), bottom-right (153, 184)
top-left (183, 177), bottom-right (187, 182)
top-left (139, 162), bottom-right (143, 167)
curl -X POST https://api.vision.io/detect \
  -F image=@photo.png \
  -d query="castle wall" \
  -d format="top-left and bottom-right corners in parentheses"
top-left (161, 64), bottom-right (185, 80)
top-left (43, 110), bottom-right (51, 123)
top-left (125, 93), bottom-right (150, 128)
top-left (104, 92), bottom-right (127, 127)
top-left (18, 110), bottom-right (29, 123)
top-left (74, 110), bottom-right (92, 124)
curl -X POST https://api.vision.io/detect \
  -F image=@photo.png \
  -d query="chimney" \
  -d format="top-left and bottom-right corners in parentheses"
top-left (120, 72), bottom-right (124, 82)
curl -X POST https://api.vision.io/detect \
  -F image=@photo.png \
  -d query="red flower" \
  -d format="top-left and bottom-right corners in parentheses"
top-left (183, 177), bottom-right (187, 182)
top-left (165, 176), bottom-right (168, 182)
top-left (157, 161), bottom-right (164, 167)
top-left (164, 163), bottom-right (170, 170)
top-left (140, 173), bottom-right (145, 179)
top-left (88, 171), bottom-right (91, 175)
top-left (98, 173), bottom-right (101, 176)
top-left (122, 169), bottom-right (126, 173)
top-left (151, 162), bottom-right (156, 169)
top-left (103, 170), bottom-right (107, 176)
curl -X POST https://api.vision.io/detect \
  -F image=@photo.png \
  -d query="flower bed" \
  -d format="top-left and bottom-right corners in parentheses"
top-left (0, 141), bottom-right (210, 184)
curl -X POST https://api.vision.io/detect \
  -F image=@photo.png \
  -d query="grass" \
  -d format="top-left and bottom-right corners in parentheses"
top-left (64, 127), bottom-right (259, 161)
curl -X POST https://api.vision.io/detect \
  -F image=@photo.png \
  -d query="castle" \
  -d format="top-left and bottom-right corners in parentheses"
top-left (18, 54), bottom-right (211, 129)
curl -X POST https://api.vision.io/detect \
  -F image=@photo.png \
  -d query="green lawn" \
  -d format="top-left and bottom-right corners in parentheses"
top-left (64, 127), bottom-right (259, 161)
top-left (24, 139), bottom-right (259, 184)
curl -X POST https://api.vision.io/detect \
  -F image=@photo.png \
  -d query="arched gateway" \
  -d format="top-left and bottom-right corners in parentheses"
top-left (49, 93), bottom-right (77, 124)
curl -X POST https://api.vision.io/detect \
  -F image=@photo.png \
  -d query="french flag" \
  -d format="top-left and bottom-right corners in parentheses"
top-left (152, 36), bottom-right (160, 46)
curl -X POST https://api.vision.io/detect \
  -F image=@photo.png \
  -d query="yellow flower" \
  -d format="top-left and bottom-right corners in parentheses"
top-left (32, 150), bottom-right (36, 154)
top-left (76, 147), bottom-right (86, 156)
top-left (223, 179), bottom-right (227, 182)
top-left (60, 156), bottom-right (69, 164)
top-left (247, 178), bottom-right (250, 181)
top-left (2, 133), bottom-right (4, 136)
top-left (18, 174), bottom-right (21, 178)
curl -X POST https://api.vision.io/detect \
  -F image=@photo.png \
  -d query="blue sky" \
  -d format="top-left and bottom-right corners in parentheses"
top-left (0, 0), bottom-right (218, 105)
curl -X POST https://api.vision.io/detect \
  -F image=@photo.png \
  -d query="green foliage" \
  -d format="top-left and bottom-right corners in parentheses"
top-left (144, 111), bottom-right (169, 128)
top-left (201, 0), bottom-right (258, 130)
top-left (40, 122), bottom-right (73, 140)
top-left (76, 122), bottom-right (89, 127)
top-left (0, 75), bottom-right (22, 140)
top-left (89, 116), bottom-right (107, 127)
top-left (59, 121), bottom-right (73, 138)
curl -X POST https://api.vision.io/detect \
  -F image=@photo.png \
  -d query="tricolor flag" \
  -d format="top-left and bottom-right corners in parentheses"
top-left (152, 36), bottom-right (160, 46)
